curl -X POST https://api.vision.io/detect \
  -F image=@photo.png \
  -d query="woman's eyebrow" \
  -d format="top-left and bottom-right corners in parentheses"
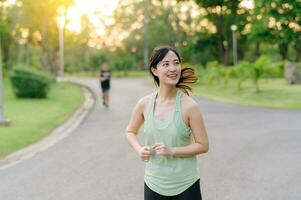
top-left (162, 59), bottom-right (179, 63)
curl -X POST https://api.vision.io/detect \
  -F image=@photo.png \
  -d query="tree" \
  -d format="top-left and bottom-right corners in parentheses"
top-left (251, 0), bottom-right (301, 61)
top-left (0, 0), bottom-right (18, 70)
top-left (188, 0), bottom-right (250, 64)
top-left (17, 0), bottom-right (73, 74)
top-left (268, 0), bottom-right (300, 61)
top-left (109, 0), bottom-right (203, 69)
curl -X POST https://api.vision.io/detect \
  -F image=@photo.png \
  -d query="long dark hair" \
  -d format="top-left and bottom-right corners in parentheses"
top-left (149, 46), bottom-right (198, 95)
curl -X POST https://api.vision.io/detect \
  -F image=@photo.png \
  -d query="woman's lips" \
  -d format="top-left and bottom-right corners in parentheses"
top-left (167, 74), bottom-right (178, 78)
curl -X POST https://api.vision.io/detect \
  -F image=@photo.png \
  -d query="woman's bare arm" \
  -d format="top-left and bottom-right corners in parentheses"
top-left (125, 97), bottom-right (152, 161)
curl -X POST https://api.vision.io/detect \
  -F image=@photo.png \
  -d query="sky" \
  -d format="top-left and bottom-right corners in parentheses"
top-left (65, 0), bottom-right (119, 33)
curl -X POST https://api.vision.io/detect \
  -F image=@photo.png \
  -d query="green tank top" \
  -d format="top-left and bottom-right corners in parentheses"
top-left (143, 90), bottom-right (200, 196)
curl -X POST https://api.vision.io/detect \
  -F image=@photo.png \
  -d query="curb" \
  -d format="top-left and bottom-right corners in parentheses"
top-left (0, 81), bottom-right (95, 170)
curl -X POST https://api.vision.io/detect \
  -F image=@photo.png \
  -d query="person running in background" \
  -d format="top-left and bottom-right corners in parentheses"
top-left (125, 45), bottom-right (209, 200)
top-left (99, 62), bottom-right (111, 107)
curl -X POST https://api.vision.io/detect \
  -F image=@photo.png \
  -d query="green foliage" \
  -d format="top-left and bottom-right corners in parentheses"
top-left (250, 0), bottom-right (301, 61)
top-left (262, 61), bottom-right (284, 78)
top-left (248, 55), bottom-right (272, 92)
top-left (189, 33), bottom-right (218, 66)
top-left (193, 78), bottom-right (301, 109)
top-left (1, 0), bottom-right (300, 74)
top-left (229, 61), bottom-right (251, 90)
top-left (110, 0), bottom-right (207, 69)
top-left (201, 61), bottom-right (224, 86)
top-left (17, 0), bottom-right (73, 73)
top-left (219, 67), bottom-right (230, 88)
top-left (0, 4), bottom-right (15, 71)
top-left (88, 52), bottom-right (108, 72)
top-left (110, 52), bottom-right (135, 72)
top-left (199, 55), bottom-right (286, 92)
top-left (0, 81), bottom-right (84, 158)
top-left (192, 0), bottom-right (250, 64)
top-left (10, 67), bottom-right (54, 98)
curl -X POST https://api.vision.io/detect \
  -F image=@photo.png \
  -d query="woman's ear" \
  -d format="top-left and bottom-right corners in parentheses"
top-left (151, 67), bottom-right (158, 76)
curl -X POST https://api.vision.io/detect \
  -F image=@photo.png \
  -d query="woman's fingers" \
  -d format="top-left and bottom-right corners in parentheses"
top-left (152, 143), bottom-right (172, 155)
top-left (153, 143), bottom-right (165, 151)
top-left (139, 143), bottom-right (171, 161)
top-left (139, 146), bottom-right (151, 162)
top-left (152, 143), bottom-right (163, 148)
top-left (142, 146), bottom-right (151, 154)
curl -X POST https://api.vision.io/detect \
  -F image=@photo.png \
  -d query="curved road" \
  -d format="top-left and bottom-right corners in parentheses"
top-left (0, 77), bottom-right (300, 200)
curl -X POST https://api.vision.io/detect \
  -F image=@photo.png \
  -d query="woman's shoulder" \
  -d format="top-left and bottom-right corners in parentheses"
top-left (180, 92), bottom-right (200, 111)
top-left (136, 93), bottom-right (154, 109)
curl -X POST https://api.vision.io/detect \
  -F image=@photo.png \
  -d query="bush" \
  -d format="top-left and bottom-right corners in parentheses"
top-left (203, 61), bottom-right (223, 86)
top-left (262, 61), bottom-right (284, 78)
top-left (219, 67), bottom-right (230, 88)
top-left (10, 67), bottom-right (53, 98)
top-left (230, 61), bottom-right (251, 90)
top-left (250, 55), bottom-right (271, 92)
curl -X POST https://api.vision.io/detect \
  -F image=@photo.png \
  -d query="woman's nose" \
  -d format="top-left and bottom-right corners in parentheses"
top-left (168, 64), bottom-right (177, 71)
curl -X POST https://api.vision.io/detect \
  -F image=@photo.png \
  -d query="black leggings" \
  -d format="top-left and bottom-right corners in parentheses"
top-left (144, 179), bottom-right (202, 200)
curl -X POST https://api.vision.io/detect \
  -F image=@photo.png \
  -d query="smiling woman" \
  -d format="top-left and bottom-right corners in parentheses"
top-left (65, 0), bottom-right (119, 33)
top-left (125, 46), bottom-right (208, 200)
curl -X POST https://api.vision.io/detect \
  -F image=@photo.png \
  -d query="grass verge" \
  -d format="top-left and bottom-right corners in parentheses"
top-left (0, 79), bottom-right (84, 158)
top-left (193, 78), bottom-right (301, 109)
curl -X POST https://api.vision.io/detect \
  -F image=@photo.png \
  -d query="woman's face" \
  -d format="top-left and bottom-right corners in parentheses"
top-left (152, 50), bottom-right (181, 86)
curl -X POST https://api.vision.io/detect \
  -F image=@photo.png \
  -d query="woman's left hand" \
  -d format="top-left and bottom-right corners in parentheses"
top-left (152, 143), bottom-right (174, 156)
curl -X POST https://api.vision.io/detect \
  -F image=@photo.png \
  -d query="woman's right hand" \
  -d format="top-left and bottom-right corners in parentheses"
top-left (138, 146), bottom-right (151, 162)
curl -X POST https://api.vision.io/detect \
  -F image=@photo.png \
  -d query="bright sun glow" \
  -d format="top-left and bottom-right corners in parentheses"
top-left (240, 0), bottom-right (254, 9)
top-left (65, 0), bottom-right (119, 33)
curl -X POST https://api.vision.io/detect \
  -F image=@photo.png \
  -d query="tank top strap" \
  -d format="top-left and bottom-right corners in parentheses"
top-left (174, 90), bottom-right (182, 112)
top-left (146, 92), bottom-right (157, 121)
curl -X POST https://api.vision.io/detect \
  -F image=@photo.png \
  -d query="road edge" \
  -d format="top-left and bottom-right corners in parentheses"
top-left (0, 81), bottom-right (95, 170)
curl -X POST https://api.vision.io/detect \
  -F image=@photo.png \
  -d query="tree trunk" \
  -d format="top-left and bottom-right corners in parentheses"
top-left (255, 41), bottom-right (260, 57)
top-left (2, 44), bottom-right (9, 69)
top-left (216, 15), bottom-right (227, 64)
top-left (40, 17), bottom-right (59, 75)
top-left (40, 14), bottom-right (49, 71)
top-left (279, 42), bottom-right (288, 60)
top-left (295, 42), bottom-right (301, 62)
top-left (26, 43), bottom-right (30, 66)
top-left (18, 44), bottom-right (23, 64)
top-left (251, 41), bottom-right (260, 61)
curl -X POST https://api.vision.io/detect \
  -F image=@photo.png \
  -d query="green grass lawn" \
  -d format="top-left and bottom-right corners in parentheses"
top-left (0, 79), bottom-right (84, 158)
top-left (193, 78), bottom-right (301, 109)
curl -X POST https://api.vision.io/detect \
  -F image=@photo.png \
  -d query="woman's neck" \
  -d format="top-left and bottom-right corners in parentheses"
top-left (157, 85), bottom-right (177, 102)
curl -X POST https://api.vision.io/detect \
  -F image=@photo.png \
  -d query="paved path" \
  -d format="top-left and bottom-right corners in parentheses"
top-left (0, 77), bottom-right (300, 200)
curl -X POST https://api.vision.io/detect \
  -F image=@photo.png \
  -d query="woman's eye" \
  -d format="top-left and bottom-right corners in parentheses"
top-left (163, 63), bottom-right (169, 67)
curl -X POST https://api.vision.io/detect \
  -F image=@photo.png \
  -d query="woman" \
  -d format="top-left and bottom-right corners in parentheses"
top-left (125, 46), bottom-right (209, 200)
top-left (99, 62), bottom-right (111, 107)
